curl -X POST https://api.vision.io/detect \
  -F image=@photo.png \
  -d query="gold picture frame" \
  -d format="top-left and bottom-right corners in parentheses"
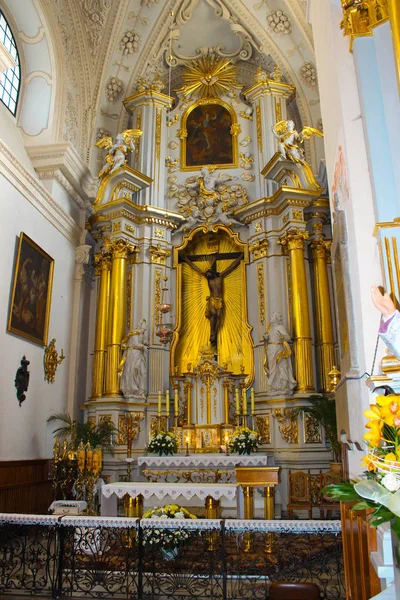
top-left (179, 98), bottom-right (240, 171)
top-left (8, 233), bottom-right (54, 346)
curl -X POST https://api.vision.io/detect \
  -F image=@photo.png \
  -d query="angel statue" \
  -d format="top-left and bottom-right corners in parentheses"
top-left (272, 119), bottom-right (323, 164)
top-left (95, 129), bottom-right (143, 179)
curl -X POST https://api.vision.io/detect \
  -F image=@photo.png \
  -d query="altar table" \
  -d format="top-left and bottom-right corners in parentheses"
top-left (101, 482), bottom-right (238, 518)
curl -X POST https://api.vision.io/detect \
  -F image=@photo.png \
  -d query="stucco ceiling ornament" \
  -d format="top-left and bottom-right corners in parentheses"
top-left (106, 76), bottom-right (124, 103)
top-left (171, 168), bottom-right (247, 232)
top-left (120, 30), bottom-right (141, 55)
top-left (96, 127), bottom-right (111, 142)
top-left (82, 0), bottom-right (112, 57)
top-left (300, 61), bottom-right (318, 88)
top-left (266, 10), bottom-right (292, 35)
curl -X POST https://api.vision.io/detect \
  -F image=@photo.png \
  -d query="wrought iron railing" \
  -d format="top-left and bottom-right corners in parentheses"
top-left (0, 514), bottom-right (344, 599)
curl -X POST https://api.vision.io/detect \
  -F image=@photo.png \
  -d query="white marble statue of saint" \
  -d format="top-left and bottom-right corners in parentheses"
top-left (118, 319), bottom-right (148, 398)
top-left (263, 312), bottom-right (297, 395)
top-left (371, 286), bottom-right (400, 358)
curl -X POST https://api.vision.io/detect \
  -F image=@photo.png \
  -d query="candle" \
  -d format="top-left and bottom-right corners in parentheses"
top-left (251, 388), bottom-right (255, 415)
top-left (235, 388), bottom-right (240, 415)
top-left (158, 390), bottom-right (162, 416)
top-left (242, 388), bottom-right (247, 416)
top-left (185, 434), bottom-right (190, 456)
top-left (174, 388), bottom-right (179, 415)
top-left (92, 450), bottom-right (99, 473)
top-left (86, 449), bottom-right (93, 471)
top-left (166, 389), bottom-right (170, 417)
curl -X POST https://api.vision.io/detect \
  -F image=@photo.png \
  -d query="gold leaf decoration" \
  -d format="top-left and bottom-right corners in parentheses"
top-left (177, 55), bottom-right (242, 99)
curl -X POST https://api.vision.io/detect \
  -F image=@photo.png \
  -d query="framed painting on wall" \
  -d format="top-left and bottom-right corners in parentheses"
top-left (8, 233), bottom-right (54, 345)
top-left (180, 99), bottom-right (239, 171)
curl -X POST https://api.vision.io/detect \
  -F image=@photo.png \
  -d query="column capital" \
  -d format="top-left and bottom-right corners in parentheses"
top-left (340, 0), bottom-right (389, 51)
top-left (103, 237), bottom-right (137, 259)
top-left (278, 228), bottom-right (309, 250)
top-left (310, 238), bottom-right (332, 259)
top-left (93, 252), bottom-right (111, 275)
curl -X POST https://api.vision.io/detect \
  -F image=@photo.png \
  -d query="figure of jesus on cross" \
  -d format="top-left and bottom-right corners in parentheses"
top-left (181, 252), bottom-right (243, 346)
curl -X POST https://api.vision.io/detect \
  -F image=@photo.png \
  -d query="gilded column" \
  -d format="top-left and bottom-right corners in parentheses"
top-left (91, 253), bottom-right (111, 398)
top-left (389, 0), bottom-right (400, 94)
top-left (311, 238), bottom-right (335, 392)
top-left (278, 228), bottom-right (314, 392)
top-left (104, 239), bottom-right (136, 397)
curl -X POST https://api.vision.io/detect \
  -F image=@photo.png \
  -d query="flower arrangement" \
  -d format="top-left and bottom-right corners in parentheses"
top-left (142, 504), bottom-right (197, 552)
top-left (325, 392), bottom-right (400, 536)
top-left (229, 427), bottom-right (260, 455)
top-left (147, 431), bottom-right (178, 456)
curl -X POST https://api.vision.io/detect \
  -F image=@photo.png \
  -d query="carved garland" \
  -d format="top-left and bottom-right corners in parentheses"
top-left (273, 408), bottom-right (299, 444)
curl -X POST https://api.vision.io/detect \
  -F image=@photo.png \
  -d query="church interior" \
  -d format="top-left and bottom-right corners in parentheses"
top-left (0, 0), bottom-right (400, 598)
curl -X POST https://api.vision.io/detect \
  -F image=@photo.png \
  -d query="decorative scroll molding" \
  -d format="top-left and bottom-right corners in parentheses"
top-left (257, 264), bottom-right (266, 327)
top-left (273, 408), bottom-right (299, 443)
top-left (256, 414), bottom-right (271, 444)
top-left (303, 412), bottom-right (322, 444)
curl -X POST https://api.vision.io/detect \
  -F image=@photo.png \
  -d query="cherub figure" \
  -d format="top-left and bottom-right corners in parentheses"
top-left (272, 120), bottom-right (323, 164)
top-left (96, 129), bottom-right (143, 178)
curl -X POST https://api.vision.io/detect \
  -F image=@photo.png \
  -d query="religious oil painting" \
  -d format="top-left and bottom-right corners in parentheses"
top-left (8, 233), bottom-right (54, 346)
top-left (183, 102), bottom-right (236, 170)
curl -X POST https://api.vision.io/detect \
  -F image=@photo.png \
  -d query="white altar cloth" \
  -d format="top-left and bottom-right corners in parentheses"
top-left (138, 454), bottom-right (269, 468)
top-left (101, 482), bottom-right (238, 516)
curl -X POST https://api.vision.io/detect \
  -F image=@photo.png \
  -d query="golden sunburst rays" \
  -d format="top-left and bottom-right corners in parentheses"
top-left (177, 55), bottom-right (242, 99)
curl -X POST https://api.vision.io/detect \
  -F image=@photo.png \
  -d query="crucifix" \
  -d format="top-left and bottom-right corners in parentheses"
top-left (180, 251), bottom-right (244, 346)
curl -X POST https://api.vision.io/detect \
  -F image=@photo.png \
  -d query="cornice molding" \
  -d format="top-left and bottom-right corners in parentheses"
top-left (0, 139), bottom-right (81, 244)
top-left (26, 143), bottom-right (98, 208)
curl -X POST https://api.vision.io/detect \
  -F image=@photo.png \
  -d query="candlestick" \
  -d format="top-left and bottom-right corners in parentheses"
top-left (235, 388), bottom-right (240, 415)
top-left (251, 388), bottom-right (255, 416)
top-left (166, 389), bottom-right (170, 417)
top-left (158, 390), bottom-right (162, 416)
top-left (185, 434), bottom-right (190, 456)
top-left (174, 388), bottom-right (179, 415)
top-left (242, 388), bottom-right (248, 417)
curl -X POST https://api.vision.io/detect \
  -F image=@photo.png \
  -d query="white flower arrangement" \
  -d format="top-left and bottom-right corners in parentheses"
top-left (142, 504), bottom-right (197, 550)
top-left (147, 430), bottom-right (178, 456)
top-left (229, 427), bottom-right (260, 455)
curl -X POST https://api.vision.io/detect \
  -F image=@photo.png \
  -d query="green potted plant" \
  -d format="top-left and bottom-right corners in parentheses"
top-left (47, 412), bottom-right (118, 452)
top-left (302, 396), bottom-right (342, 472)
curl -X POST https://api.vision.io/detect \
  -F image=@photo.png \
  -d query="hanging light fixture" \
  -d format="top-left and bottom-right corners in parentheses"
top-left (156, 275), bottom-right (174, 345)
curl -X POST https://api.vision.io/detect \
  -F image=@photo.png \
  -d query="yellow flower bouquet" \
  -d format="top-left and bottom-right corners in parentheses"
top-left (325, 392), bottom-right (400, 537)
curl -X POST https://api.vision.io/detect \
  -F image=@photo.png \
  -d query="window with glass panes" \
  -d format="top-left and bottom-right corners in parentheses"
top-left (0, 10), bottom-right (20, 115)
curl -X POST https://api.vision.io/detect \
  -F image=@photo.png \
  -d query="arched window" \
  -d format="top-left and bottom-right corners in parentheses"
top-left (0, 10), bottom-right (20, 115)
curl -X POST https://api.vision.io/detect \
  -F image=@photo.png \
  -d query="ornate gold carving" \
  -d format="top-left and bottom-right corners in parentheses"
top-left (311, 238), bottom-right (332, 260)
top-left (292, 210), bottom-right (303, 220)
top-left (240, 152), bottom-right (254, 169)
top-left (103, 237), bottom-right (137, 260)
top-left (93, 253), bottom-right (111, 276)
top-left (154, 268), bottom-right (162, 339)
top-left (177, 129), bottom-right (187, 140)
top-left (127, 271), bottom-right (132, 331)
top-left (255, 221), bottom-right (263, 232)
top-left (125, 224), bottom-right (135, 235)
top-left (167, 114), bottom-right (179, 127)
top-left (135, 112), bottom-right (142, 170)
top-left (278, 228), bottom-right (309, 251)
top-left (250, 238), bottom-right (268, 260)
top-left (340, 0), bottom-right (389, 50)
top-left (240, 110), bottom-right (253, 121)
top-left (150, 416), bottom-right (168, 436)
top-left (44, 339), bottom-right (65, 383)
top-left (256, 105), bottom-right (263, 154)
top-left (230, 123), bottom-right (242, 136)
top-left (118, 412), bottom-right (144, 445)
top-left (113, 221), bottom-right (121, 232)
top-left (149, 244), bottom-right (170, 265)
top-left (154, 228), bottom-right (164, 239)
top-left (274, 408), bottom-right (299, 444)
top-left (274, 97), bottom-right (282, 122)
top-left (87, 416), bottom-right (96, 429)
top-left (328, 365), bottom-right (341, 393)
top-left (177, 55), bottom-right (242, 99)
top-left (142, 468), bottom-right (234, 483)
top-left (256, 415), bottom-right (271, 444)
top-left (257, 264), bottom-right (266, 326)
top-left (282, 214), bottom-right (290, 225)
top-left (303, 412), bottom-right (322, 443)
top-left (99, 414), bottom-right (113, 424)
top-left (155, 110), bottom-right (162, 161)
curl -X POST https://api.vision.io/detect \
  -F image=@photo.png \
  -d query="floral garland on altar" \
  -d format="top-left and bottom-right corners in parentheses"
top-left (147, 431), bottom-right (178, 456)
top-left (325, 392), bottom-right (400, 536)
top-left (229, 427), bottom-right (260, 455)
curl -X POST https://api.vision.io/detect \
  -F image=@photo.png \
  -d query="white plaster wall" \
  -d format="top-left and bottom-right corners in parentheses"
top-left (308, 0), bottom-right (381, 473)
top-left (0, 174), bottom-right (75, 460)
